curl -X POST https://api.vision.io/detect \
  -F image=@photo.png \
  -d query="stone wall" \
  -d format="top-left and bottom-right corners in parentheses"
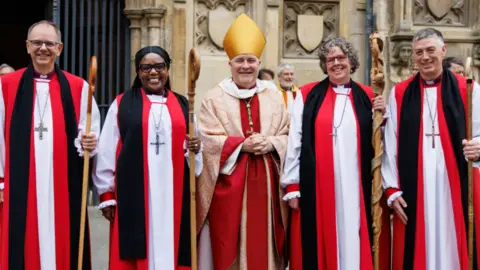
top-left (124, 0), bottom-right (480, 109)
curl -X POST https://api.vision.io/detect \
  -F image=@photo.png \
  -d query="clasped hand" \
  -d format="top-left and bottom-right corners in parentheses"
top-left (241, 134), bottom-right (273, 155)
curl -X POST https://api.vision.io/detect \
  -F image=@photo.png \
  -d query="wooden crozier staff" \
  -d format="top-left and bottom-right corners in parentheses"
top-left (78, 56), bottom-right (97, 270)
top-left (465, 56), bottom-right (475, 270)
top-left (188, 48), bottom-right (201, 270)
top-left (369, 32), bottom-right (385, 270)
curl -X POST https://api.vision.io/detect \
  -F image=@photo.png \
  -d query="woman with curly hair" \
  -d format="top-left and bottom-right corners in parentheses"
top-left (281, 37), bottom-right (390, 270)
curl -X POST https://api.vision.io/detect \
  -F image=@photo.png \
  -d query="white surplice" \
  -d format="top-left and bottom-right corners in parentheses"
top-left (0, 76), bottom-right (101, 270)
top-left (283, 90), bottom-right (296, 114)
top-left (92, 94), bottom-right (203, 270)
top-left (281, 85), bottom-right (362, 270)
top-left (381, 82), bottom-right (480, 270)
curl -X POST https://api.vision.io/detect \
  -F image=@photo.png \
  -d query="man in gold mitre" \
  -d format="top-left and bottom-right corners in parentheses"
top-left (197, 13), bottom-right (290, 270)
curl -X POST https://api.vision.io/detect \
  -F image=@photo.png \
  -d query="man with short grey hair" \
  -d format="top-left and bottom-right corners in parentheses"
top-left (382, 27), bottom-right (480, 269)
top-left (0, 20), bottom-right (100, 269)
top-left (276, 63), bottom-right (298, 111)
top-left (0, 64), bottom-right (14, 76)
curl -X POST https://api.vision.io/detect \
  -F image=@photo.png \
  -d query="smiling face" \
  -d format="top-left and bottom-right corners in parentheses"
top-left (325, 46), bottom-right (351, 85)
top-left (413, 37), bottom-right (446, 80)
top-left (278, 68), bottom-right (295, 89)
top-left (229, 54), bottom-right (260, 89)
top-left (26, 23), bottom-right (62, 72)
top-left (138, 53), bottom-right (169, 93)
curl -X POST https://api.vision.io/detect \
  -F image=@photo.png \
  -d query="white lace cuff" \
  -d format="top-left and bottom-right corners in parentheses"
top-left (282, 191), bottom-right (301, 201)
top-left (387, 191), bottom-right (403, 207)
top-left (98, 199), bottom-right (116, 209)
top-left (75, 134), bottom-right (98, 157)
top-left (0, 182), bottom-right (4, 190)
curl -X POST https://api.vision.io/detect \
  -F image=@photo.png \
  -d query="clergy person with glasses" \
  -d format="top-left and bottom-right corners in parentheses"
top-left (92, 45), bottom-right (202, 270)
top-left (0, 20), bottom-right (100, 270)
top-left (282, 37), bottom-right (391, 270)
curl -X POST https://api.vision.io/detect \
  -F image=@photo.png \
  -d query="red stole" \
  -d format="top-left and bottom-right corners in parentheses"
top-left (0, 69), bottom-right (83, 270)
top-left (108, 91), bottom-right (189, 270)
top-left (312, 86), bottom-right (373, 269)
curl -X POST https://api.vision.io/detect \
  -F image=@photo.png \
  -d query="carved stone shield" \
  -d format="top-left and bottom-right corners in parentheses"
top-left (427, 0), bottom-right (453, 19)
top-left (208, 9), bottom-right (237, 49)
top-left (297, 15), bottom-right (324, 52)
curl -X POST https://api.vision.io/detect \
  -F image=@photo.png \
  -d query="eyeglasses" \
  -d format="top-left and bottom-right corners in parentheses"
top-left (28, 40), bottom-right (60, 48)
top-left (138, 63), bottom-right (167, 73)
top-left (326, 55), bottom-right (348, 65)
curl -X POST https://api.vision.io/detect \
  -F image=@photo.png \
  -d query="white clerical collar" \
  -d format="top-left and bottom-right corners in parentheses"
top-left (219, 77), bottom-right (268, 99)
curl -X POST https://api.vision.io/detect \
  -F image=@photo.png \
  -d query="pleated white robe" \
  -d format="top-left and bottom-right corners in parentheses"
top-left (281, 85), bottom-right (363, 270)
top-left (382, 82), bottom-right (480, 270)
top-left (93, 94), bottom-right (203, 270)
top-left (0, 76), bottom-right (101, 270)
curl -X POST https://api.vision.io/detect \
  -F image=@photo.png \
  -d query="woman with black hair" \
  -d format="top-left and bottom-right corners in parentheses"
top-left (92, 46), bottom-right (203, 269)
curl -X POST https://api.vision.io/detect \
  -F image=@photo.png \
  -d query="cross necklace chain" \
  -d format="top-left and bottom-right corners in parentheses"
top-left (34, 89), bottom-right (50, 140)
top-left (150, 97), bottom-right (166, 155)
top-left (424, 88), bottom-right (440, 148)
top-left (244, 97), bottom-right (257, 136)
top-left (330, 89), bottom-right (351, 145)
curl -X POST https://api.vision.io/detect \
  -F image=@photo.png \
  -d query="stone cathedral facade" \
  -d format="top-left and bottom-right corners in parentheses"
top-left (122, 0), bottom-right (480, 108)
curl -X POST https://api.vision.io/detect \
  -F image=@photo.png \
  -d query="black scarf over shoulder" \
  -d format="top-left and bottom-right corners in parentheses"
top-left (298, 77), bottom-right (374, 268)
top-left (9, 63), bottom-right (90, 270)
top-left (116, 87), bottom-right (192, 267)
top-left (397, 70), bottom-right (476, 270)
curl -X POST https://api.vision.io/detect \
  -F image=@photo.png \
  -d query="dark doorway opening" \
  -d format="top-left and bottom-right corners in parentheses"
top-left (0, 0), bottom-right (52, 70)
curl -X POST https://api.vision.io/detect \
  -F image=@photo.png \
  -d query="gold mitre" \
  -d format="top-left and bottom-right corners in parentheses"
top-left (223, 13), bottom-right (266, 60)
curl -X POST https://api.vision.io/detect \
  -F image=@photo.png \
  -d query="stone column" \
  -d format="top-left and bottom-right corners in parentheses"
top-left (124, 8), bottom-right (144, 83)
top-left (251, 0), bottom-right (267, 62)
top-left (154, 0), bottom-right (174, 55)
top-left (171, 2), bottom-right (187, 94)
top-left (264, 0), bottom-right (280, 70)
top-left (251, 0), bottom-right (267, 32)
top-left (144, 6), bottom-right (167, 46)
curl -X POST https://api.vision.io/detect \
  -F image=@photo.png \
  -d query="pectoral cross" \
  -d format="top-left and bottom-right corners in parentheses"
top-left (34, 121), bottom-right (48, 140)
top-left (244, 99), bottom-right (258, 136)
top-left (150, 133), bottom-right (164, 155)
top-left (330, 127), bottom-right (338, 145)
top-left (426, 124), bottom-right (440, 148)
